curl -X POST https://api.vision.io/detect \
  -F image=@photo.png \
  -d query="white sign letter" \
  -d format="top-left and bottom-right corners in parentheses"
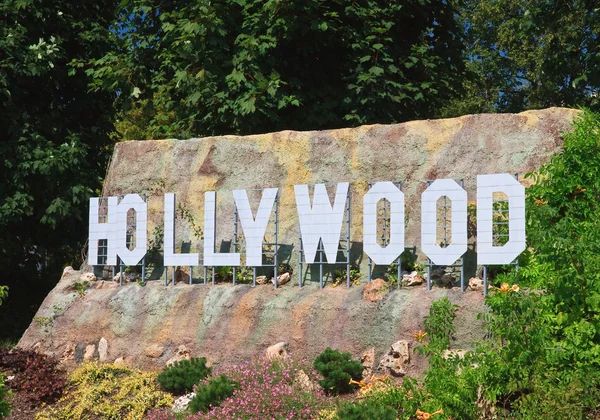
top-left (203, 191), bottom-right (241, 266)
top-left (295, 183), bottom-right (349, 264)
top-left (164, 193), bottom-right (199, 266)
top-left (88, 197), bottom-right (118, 265)
top-left (116, 194), bottom-right (148, 266)
top-left (363, 182), bottom-right (405, 265)
top-left (477, 174), bottom-right (525, 265)
top-left (421, 179), bottom-right (468, 266)
top-left (233, 188), bottom-right (278, 267)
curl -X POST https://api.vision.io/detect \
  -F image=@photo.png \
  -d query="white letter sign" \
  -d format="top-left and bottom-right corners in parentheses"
top-left (295, 183), bottom-right (349, 264)
top-left (233, 188), bottom-right (278, 266)
top-left (477, 174), bottom-right (526, 265)
top-left (164, 193), bottom-right (199, 266)
top-left (363, 182), bottom-right (405, 265)
top-left (203, 191), bottom-right (241, 266)
top-left (115, 194), bottom-right (148, 266)
top-left (421, 179), bottom-right (468, 266)
top-left (88, 197), bottom-right (118, 265)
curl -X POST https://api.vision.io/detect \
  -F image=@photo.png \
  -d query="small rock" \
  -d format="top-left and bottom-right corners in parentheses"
top-left (114, 357), bottom-right (125, 365)
top-left (98, 337), bottom-right (108, 362)
top-left (166, 345), bottom-right (191, 366)
top-left (80, 272), bottom-right (97, 282)
top-left (266, 342), bottom-right (288, 359)
top-left (176, 268), bottom-right (190, 284)
top-left (378, 340), bottom-right (410, 377)
top-left (361, 347), bottom-right (375, 377)
top-left (440, 273), bottom-right (455, 287)
top-left (294, 370), bottom-right (316, 392)
top-left (113, 273), bottom-right (122, 283)
top-left (62, 266), bottom-right (75, 278)
top-left (363, 278), bottom-right (389, 302)
top-left (60, 343), bottom-right (76, 362)
top-left (402, 271), bottom-right (423, 287)
top-left (256, 275), bottom-right (269, 285)
top-left (84, 344), bottom-right (96, 361)
top-left (274, 272), bottom-right (291, 286)
top-left (145, 344), bottom-right (166, 359)
top-left (6, 376), bottom-right (14, 381)
top-left (172, 392), bottom-right (195, 413)
top-left (468, 277), bottom-right (484, 291)
top-left (32, 342), bottom-right (42, 353)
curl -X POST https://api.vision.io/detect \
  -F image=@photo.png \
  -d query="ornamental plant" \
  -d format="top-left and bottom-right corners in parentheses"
top-left (158, 357), bottom-right (211, 395)
top-left (188, 374), bottom-right (238, 414)
top-left (0, 348), bottom-right (66, 404)
top-left (36, 362), bottom-right (173, 420)
top-left (313, 348), bottom-right (363, 395)
top-left (189, 355), bottom-right (327, 419)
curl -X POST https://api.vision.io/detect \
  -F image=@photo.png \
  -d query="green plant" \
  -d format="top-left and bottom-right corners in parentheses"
top-left (214, 266), bottom-right (232, 283)
top-left (0, 286), bottom-right (7, 306)
top-left (74, 281), bottom-right (89, 297)
top-left (157, 357), bottom-right (211, 395)
top-left (313, 348), bottom-right (363, 395)
top-left (177, 203), bottom-right (203, 239)
top-left (147, 225), bottom-right (165, 268)
top-left (332, 265), bottom-right (360, 287)
top-left (0, 371), bottom-right (11, 418)
top-left (188, 374), bottom-right (238, 414)
top-left (36, 362), bottom-right (173, 420)
top-left (334, 399), bottom-right (396, 420)
top-left (418, 297), bottom-right (458, 354)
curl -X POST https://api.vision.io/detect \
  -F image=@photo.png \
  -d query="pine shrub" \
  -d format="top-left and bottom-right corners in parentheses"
top-left (313, 347), bottom-right (363, 395)
top-left (157, 357), bottom-right (211, 395)
top-left (334, 400), bottom-right (396, 420)
top-left (188, 374), bottom-right (238, 414)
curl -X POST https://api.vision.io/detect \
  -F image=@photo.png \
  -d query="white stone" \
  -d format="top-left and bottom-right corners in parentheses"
top-left (274, 272), bottom-right (291, 286)
top-left (84, 344), bottom-right (96, 361)
top-left (98, 337), bottom-right (108, 362)
top-left (172, 392), bottom-right (195, 413)
top-left (266, 342), bottom-right (288, 359)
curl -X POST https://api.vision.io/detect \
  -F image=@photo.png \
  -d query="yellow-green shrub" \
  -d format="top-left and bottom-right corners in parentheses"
top-left (36, 362), bottom-right (173, 420)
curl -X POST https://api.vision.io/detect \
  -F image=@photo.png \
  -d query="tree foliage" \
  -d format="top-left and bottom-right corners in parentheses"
top-left (0, 0), bottom-right (117, 339)
top-left (87, 0), bottom-right (465, 139)
top-left (443, 0), bottom-right (600, 116)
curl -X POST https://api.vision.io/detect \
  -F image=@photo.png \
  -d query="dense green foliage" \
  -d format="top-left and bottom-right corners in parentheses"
top-left (188, 374), bottom-right (238, 414)
top-left (157, 358), bottom-right (211, 395)
top-left (313, 347), bottom-right (363, 395)
top-left (444, 0), bottom-right (600, 116)
top-left (334, 400), bottom-right (396, 420)
top-left (87, 0), bottom-right (465, 139)
top-left (0, 372), bottom-right (9, 418)
top-left (351, 111), bottom-right (600, 419)
top-left (0, 0), bottom-right (117, 340)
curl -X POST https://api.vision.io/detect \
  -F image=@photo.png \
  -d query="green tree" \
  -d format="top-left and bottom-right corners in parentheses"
top-left (88, 0), bottom-right (466, 139)
top-left (443, 0), bottom-right (600, 116)
top-left (0, 0), bottom-right (117, 340)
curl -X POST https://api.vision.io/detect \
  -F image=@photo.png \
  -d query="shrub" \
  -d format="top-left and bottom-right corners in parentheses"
top-left (36, 362), bottom-right (173, 420)
top-left (188, 375), bottom-right (237, 414)
top-left (158, 357), bottom-right (211, 395)
top-left (190, 356), bottom-right (327, 419)
top-left (334, 400), bottom-right (396, 420)
top-left (0, 372), bottom-right (11, 418)
top-left (313, 348), bottom-right (363, 395)
top-left (0, 348), bottom-right (66, 404)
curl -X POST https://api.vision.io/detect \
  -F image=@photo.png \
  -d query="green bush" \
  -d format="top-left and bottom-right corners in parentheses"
top-left (0, 372), bottom-right (11, 418)
top-left (313, 348), bottom-right (363, 395)
top-left (334, 400), bottom-right (396, 420)
top-left (157, 357), bottom-right (211, 395)
top-left (188, 375), bottom-right (238, 414)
